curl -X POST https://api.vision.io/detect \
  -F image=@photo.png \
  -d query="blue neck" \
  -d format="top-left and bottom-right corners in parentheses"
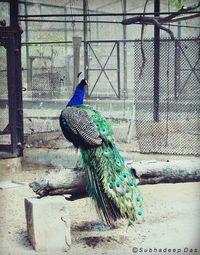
top-left (67, 85), bottom-right (85, 106)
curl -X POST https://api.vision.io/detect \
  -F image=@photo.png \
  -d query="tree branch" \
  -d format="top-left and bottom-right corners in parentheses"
top-left (170, 13), bottom-right (200, 23)
top-left (29, 160), bottom-right (200, 199)
top-left (151, 17), bottom-right (175, 40)
top-left (121, 1), bottom-right (200, 38)
top-left (139, 0), bottom-right (149, 78)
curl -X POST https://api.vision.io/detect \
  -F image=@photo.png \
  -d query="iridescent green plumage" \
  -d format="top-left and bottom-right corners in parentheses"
top-left (78, 105), bottom-right (144, 226)
top-left (60, 79), bottom-right (143, 226)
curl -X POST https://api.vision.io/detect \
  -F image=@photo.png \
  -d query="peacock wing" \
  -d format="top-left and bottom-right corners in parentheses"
top-left (61, 106), bottom-right (102, 147)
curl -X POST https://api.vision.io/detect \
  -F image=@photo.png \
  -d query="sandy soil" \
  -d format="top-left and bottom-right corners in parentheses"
top-left (0, 163), bottom-right (200, 255)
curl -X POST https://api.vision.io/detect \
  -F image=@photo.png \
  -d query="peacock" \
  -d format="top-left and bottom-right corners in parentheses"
top-left (60, 79), bottom-right (143, 227)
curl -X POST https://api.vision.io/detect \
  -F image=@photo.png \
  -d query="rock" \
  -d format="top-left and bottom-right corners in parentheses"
top-left (24, 196), bottom-right (71, 252)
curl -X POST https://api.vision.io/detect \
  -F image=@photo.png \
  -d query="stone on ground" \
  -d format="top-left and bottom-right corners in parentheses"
top-left (24, 196), bottom-right (71, 252)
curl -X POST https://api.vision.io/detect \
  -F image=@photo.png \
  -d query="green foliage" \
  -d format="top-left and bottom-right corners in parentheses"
top-left (169, 0), bottom-right (200, 11)
top-left (169, 0), bottom-right (183, 10)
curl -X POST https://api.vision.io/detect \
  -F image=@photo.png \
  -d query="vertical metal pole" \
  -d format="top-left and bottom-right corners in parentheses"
top-left (174, 40), bottom-right (179, 99)
top-left (153, 0), bottom-right (160, 122)
top-left (122, 0), bottom-right (127, 98)
top-left (117, 42), bottom-right (121, 99)
top-left (15, 28), bottom-right (24, 157)
top-left (175, 0), bottom-right (181, 99)
top-left (83, 0), bottom-right (88, 78)
top-left (85, 42), bottom-right (89, 84)
top-left (10, 0), bottom-right (18, 28)
top-left (177, 0), bottom-right (182, 39)
top-left (9, 0), bottom-right (24, 156)
top-left (73, 37), bottom-right (82, 89)
top-left (7, 35), bottom-right (17, 155)
top-left (83, 0), bottom-right (88, 96)
top-left (64, 6), bottom-right (68, 86)
top-left (24, 0), bottom-right (30, 91)
top-left (96, 14), bottom-right (99, 41)
top-left (9, 0), bottom-right (18, 155)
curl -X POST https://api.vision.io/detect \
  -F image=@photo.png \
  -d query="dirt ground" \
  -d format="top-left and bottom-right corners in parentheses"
top-left (0, 158), bottom-right (200, 255)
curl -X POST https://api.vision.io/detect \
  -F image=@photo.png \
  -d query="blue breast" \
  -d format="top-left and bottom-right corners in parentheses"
top-left (67, 85), bottom-right (85, 106)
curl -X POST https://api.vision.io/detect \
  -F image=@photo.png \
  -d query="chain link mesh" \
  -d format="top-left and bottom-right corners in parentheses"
top-left (21, 42), bottom-right (85, 99)
top-left (32, 67), bottom-right (65, 99)
top-left (134, 38), bottom-right (200, 155)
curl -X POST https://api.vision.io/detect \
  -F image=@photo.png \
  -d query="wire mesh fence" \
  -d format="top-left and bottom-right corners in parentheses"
top-left (1, 36), bottom-right (198, 155)
top-left (31, 67), bottom-right (65, 99)
top-left (21, 42), bottom-right (76, 100)
top-left (20, 38), bottom-right (200, 155)
top-left (134, 38), bottom-right (200, 155)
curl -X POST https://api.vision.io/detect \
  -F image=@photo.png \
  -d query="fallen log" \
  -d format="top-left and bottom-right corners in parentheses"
top-left (30, 160), bottom-right (200, 200)
top-left (30, 165), bottom-right (87, 200)
top-left (127, 159), bottom-right (200, 184)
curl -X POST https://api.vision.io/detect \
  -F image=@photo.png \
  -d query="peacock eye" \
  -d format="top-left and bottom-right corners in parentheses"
top-left (101, 127), bottom-right (107, 133)
top-left (137, 210), bottom-right (142, 216)
top-left (136, 197), bottom-right (140, 202)
top-left (109, 183), bottom-right (113, 189)
top-left (116, 160), bottom-right (121, 166)
top-left (103, 148), bottom-right (110, 156)
top-left (129, 182), bottom-right (135, 187)
top-left (116, 181), bottom-right (120, 188)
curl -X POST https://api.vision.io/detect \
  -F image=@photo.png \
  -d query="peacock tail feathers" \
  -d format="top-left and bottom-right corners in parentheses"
top-left (60, 102), bottom-right (143, 226)
top-left (78, 104), bottom-right (143, 226)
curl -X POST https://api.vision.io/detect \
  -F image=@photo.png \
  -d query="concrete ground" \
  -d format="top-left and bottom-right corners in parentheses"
top-left (0, 155), bottom-right (200, 255)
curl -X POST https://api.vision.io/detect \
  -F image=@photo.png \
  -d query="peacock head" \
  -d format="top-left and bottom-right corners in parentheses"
top-left (78, 79), bottom-right (88, 88)
top-left (67, 79), bottom-right (88, 106)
